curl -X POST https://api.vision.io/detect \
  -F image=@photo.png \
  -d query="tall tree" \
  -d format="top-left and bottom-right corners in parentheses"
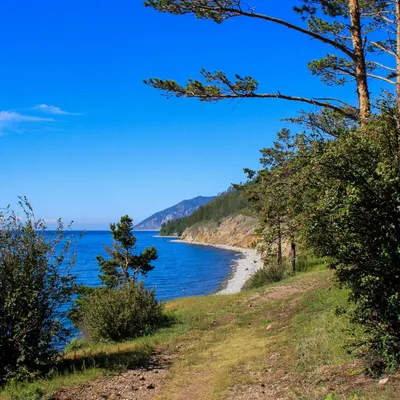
top-left (243, 129), bottom-right (301, 272)
top-left (144, 0), bottom-right (381, 124)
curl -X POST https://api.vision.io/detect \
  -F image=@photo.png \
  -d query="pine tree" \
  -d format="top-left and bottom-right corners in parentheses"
top-left (97, 215), bottom-right (158, 288)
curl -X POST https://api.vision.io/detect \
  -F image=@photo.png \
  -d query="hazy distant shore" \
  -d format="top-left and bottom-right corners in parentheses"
top-left (170, 239), bottom-right (263, 294)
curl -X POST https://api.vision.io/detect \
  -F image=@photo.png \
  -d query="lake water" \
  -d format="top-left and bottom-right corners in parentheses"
top-left (72, 230), bottom-right (240, 300)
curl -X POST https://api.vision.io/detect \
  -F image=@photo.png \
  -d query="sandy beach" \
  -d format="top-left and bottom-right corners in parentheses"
top-left (171, 240), bottom-right (263, 294)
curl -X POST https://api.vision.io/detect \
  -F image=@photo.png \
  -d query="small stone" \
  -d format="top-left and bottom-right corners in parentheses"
top-left (266, 324), bottom-right (272, 330)
top-left (139, 375), bottom-right (145, 381)
top-left (248, 304), bottom-right (253, 307)
top-left (379, 377), bottom-right (389, 385)
top-left (108, 394), bottom-right (118, 400)
top-left (147, 384), bottom-right (155, 390)
top-left (154, 370), bottom-right (159, 374)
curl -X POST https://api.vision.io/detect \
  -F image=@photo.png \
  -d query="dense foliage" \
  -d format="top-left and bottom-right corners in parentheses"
top-left (242, 105), bottom-right (400, 375)
top-left (71, 282), bottom-right (166, 342)
top-left (299, 109), bottom-right (400, 375)
top-left (160, 188), bottom-right (249, 236)
top-left (0, 199), bottom-right (77, 384)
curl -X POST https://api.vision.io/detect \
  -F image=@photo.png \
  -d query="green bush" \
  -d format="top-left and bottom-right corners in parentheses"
top-left (243, 262), bottom-right (287, 290)
top-left (0, 198), bottom-right (77, 384)
top-left (300, 111), bottom-right (400, 375)
top-left (75, 283), bottom-right (167, 342)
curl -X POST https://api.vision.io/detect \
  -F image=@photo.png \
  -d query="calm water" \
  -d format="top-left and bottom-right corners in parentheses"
top-left (71, 230), bottom-right (240, 299)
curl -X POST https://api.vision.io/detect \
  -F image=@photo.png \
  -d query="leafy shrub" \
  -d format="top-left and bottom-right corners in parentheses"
top-left (243, 262), bottom-right (287, 290)
top-left (301, 111), bottom-right (400, 375)
top-left (74, 283), bottom-right (167, 342)
top-left (0, 198), bottom-right (77, 384)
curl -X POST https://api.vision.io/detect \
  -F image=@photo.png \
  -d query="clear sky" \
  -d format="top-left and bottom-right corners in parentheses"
top-left (0, 1), bottom-right (358, 229)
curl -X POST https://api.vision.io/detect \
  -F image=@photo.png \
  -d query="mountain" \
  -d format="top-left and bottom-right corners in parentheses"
top-left (133, 196), bottom-right (215, 231)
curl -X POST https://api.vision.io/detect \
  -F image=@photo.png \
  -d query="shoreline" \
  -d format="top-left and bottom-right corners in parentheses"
top-left (171, 239), bottom-right (263, 294)
top-left (153, 235), bottom-right (180, 238)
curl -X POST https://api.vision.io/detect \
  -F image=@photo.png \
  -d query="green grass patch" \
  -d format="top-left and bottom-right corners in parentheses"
top-left (290, 285), bottom-right (352, 372)
top-left (0, 292), bottom-right (240, 400)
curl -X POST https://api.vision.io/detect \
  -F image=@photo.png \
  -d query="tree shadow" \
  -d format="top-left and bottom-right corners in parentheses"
top-left (57, 345), bottom-right (154, 374)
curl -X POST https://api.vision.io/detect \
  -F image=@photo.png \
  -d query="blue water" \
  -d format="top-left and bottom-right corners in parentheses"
top-left (72, 231), bottom-right (239, 300)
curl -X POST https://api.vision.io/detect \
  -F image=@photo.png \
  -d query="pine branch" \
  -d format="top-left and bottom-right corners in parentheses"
top-left (370, 61), bottom-right (396, 72)
top-left (144, 1), bottom-right (356, 60)
top-left (144, 70), bottom-right (359, 120)
top-left (367, 73), bottom-right (396, 85)
top-left (370, 40), bottom-right (398, 57)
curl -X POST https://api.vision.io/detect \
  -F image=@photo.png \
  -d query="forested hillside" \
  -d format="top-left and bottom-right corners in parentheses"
top-left (160, 188), bottom-right (250, 236)
top-left (134, 196), bottom-right (215, 231)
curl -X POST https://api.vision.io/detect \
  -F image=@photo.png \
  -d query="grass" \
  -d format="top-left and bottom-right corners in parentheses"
top-left (291, 285), bottom-right (352, 372)
top-left (1, 265), bottom-right (400, 399)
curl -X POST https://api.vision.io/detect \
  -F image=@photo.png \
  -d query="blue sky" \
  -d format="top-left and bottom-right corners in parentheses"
top-left (0, 1), bottom-right (358, 229)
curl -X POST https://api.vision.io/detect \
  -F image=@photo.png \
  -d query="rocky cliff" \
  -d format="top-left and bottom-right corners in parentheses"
top-left (180, 214), bottom-right (259, 248)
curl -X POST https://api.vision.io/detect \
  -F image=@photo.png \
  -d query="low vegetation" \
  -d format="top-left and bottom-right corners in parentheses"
top-left (0, 199), bottom-right (78, 385)
top-left (0, 209), bottom-right (167, 390)
top-left (1, 265), bottom-right (399, 399)
top-left (71, 283), bottom-right (168, 342)
top-left (243, 261), bottom-right (289, 290)
top-left (70, 215), bottom-right (167, 343)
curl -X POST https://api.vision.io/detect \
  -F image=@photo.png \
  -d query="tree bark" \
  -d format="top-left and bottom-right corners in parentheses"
top-left (349, 0), bottom-right (371, 124)
top-left (277, 222), bottom-right (282, 267)
top-left (290, 236), bottom-right (296, 274)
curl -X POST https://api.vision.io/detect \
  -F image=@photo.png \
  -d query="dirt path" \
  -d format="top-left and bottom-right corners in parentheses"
top-left (55, 352), bottom-right (175, 400)
top-left (55, 274), bottom-right (328, 400)
top-left (54, 272), bottom-right (397, 400)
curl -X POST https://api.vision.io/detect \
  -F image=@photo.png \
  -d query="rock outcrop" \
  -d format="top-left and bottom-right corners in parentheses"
top-left (180, 214), bottom-right (258, 248)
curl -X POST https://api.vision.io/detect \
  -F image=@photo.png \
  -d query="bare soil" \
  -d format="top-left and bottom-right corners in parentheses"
top-left (55, 352), bottom-right (175, 400)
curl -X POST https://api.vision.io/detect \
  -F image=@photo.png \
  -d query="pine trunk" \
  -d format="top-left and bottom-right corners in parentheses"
top-left (349, 0), bottom-right (370, 124)
top-left (290, 236), bottom-right (296, 274)
top-left (277, 222), bottom-right (283, 267)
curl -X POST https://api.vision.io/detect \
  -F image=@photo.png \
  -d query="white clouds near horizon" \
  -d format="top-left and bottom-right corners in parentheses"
top-left (0, 104), bottom-right (83, 136)
top-left (0, 110), bottom-right (56, 136)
